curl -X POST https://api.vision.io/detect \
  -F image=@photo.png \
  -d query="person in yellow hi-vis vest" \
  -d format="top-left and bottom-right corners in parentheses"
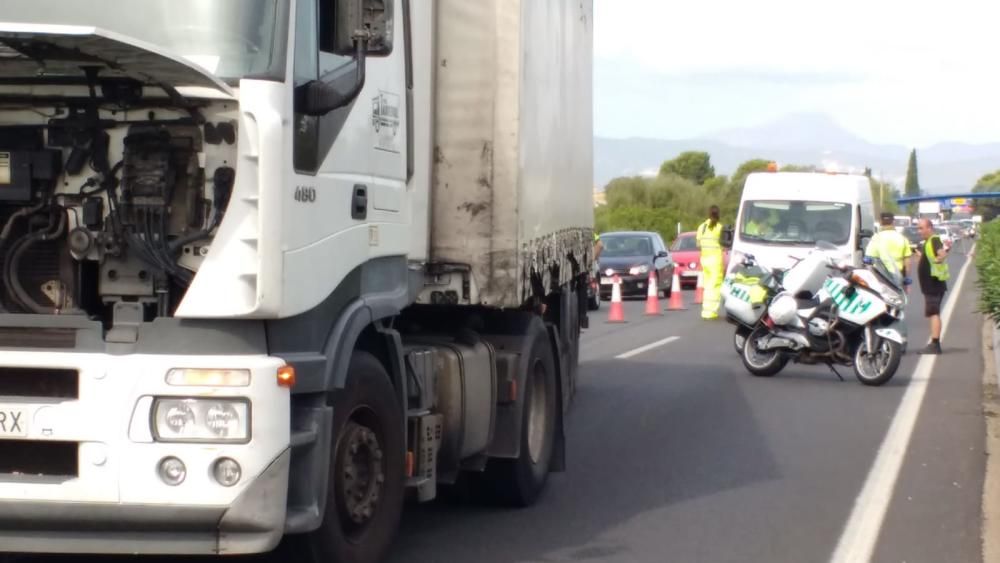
top-left (697, 205), bottom-right (724, 319)
top-left (865, 212), bottom-right (912, 282)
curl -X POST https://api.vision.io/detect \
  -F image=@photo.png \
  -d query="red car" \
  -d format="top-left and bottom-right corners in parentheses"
top-left (670, 231), bottom-right (730, 289)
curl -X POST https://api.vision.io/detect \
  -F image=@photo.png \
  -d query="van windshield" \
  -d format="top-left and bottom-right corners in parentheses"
top-left (740, 201), bottom-right (853, 246)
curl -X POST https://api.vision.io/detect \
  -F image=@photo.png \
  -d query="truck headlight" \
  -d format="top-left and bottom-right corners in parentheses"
top-left (152, 398), bottom-right (251, 443)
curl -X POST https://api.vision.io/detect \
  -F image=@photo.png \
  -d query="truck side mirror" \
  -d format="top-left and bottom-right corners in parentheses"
top-left (334, 0), bottom-right (392, 56)
top-left (295, 0), bottom-right (393, 117)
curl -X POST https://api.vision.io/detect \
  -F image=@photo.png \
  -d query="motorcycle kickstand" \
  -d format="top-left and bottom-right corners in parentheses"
top-left (826, 363), bottom-right (846, 382)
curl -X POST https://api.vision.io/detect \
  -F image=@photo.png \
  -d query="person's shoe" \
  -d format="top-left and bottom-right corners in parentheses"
top-left (919, 341), bottom-right (942, 355)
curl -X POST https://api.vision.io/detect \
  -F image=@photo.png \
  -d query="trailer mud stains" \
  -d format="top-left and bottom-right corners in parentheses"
top-left (459, 201), bottom-right (489, 217)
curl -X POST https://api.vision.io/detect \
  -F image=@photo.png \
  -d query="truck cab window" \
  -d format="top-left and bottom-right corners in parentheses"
top-left (294, 0), bottom-right (352, 173)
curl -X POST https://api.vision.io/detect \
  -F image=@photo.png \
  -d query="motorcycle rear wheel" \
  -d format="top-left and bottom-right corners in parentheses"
top-left (742, 326), bottom-right (788, 377)
top-left (734, 327), bottom-right (751, 354)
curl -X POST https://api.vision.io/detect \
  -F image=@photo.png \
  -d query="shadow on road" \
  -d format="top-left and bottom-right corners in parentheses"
top-left (384, 359), bottom-right (780, 563)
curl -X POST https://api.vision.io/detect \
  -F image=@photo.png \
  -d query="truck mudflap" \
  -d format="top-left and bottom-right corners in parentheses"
top-left (0, 449), bottom-right (290, 555)
top-left (0, 349), bottom-right (291, 556)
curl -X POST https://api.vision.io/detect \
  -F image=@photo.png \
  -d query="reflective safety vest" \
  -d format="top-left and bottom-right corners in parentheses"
top-left (925, 236), bottom-right (950, 281)
top-left (867, 228), bottom-right (911, 273)
top-left (697, 220), bottom-right (723, 256)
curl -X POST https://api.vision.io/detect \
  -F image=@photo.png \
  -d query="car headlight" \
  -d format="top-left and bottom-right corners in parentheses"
top-left (689, 262), bottom-right (697, 269)
top-left (629, 264), bottom-right (650, 276)
top-left (152, 398), bottom-right (251, 443)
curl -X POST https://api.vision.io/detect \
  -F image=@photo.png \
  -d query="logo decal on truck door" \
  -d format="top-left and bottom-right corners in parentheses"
top-left (372, 91), bottom-right (401, 153)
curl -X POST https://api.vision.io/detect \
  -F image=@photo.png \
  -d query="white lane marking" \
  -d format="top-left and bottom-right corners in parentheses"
top-left (615, 336), bottom-right (680, 360)
top-left (830, 248), bottom-right (975, 563)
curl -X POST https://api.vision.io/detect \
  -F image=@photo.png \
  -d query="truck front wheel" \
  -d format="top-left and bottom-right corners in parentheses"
top-left (300, 352), bottom-right (405, 563)
top-left (482, 330), bottom-right (558, 506)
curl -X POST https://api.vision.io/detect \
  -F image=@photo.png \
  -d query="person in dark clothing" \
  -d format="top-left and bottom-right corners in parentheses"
top-left (915, 218), bottom-right (950, 354)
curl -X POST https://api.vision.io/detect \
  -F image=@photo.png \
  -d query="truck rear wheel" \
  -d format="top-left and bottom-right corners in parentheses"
top-left (482, 330), bottom-right (557, 506)
top-left (298, 352), bottom-right (405, 563)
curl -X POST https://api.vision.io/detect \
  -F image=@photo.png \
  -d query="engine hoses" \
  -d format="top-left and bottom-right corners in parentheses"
top-left (5, 209), bottom-right (74, 315)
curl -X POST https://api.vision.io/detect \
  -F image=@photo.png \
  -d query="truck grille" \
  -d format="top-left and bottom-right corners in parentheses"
top-left (0, 367), bottom-right (78, 399)
top-left (0, 440), bottom-right (78, 477)
top-left (0, 327), bottom-right (76, 349)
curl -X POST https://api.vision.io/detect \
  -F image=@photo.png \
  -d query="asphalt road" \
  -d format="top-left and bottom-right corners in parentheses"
top-left (11, 248), bottom-right (985, 563)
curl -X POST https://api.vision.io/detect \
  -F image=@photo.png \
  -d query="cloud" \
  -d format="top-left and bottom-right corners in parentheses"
top-left (594, 0), bottom-right (1000, 145)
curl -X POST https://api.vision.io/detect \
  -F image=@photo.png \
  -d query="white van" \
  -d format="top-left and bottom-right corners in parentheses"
top-left (728, 171), bottom-right (877, 274)
top-left (893, 215), bottom-right (913, 232)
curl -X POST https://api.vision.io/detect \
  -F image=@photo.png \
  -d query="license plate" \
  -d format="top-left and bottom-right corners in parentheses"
top-left (682, 271), bottom-right (698, 277)
top-left (600, 277), bottom-right (613, 285)
top-left (0, 406), bottom-right (29, 438)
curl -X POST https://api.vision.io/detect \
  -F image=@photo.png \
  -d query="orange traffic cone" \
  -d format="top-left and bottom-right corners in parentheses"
top-left (606, 275), bottom-right (626, 323)
top-left (666, 272), bottom-right (686, 311)
top-left (644, 271), bottom-right (662, 316)
top-left (693, 272), bottom-right (704, 305)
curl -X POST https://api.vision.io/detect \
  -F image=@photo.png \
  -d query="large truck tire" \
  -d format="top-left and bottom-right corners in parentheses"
top-left (296, 352), bottom-right (405, 563)
top-left (481, 329), bottom-right (558, 506)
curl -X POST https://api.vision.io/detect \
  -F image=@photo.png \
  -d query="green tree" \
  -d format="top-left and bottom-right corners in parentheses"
top-left (780, 164), bottom-right (818, 172)
top-left (730, 159), bottom-right (772, 194)
top-left (604, 176), bottom-right (649, 208)
top-left (869, 177), bottom-right (900, 215)
top-left (904, 149), bottom-right (920, 215)
top-left (973, 170), bottom-right (1000, 221)
top-left (659, 151), bottom-right (715, 185)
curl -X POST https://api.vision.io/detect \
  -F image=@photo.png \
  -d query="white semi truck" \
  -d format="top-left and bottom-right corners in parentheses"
top-left (0, 1), bottom-right (594, 561)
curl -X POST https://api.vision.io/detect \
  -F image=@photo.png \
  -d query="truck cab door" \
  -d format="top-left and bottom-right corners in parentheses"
top-left (282, 0), bottom-right (410, 314)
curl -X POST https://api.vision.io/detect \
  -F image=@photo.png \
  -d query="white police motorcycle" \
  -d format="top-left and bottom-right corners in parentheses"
top-left (724, 242), bottom-right (908, 386)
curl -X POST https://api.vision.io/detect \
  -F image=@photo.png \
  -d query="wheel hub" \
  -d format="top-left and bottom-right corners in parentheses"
top-left (338, 422), bottom-right (385, 527)
top-left (526, 359), bottom-right (549, 464)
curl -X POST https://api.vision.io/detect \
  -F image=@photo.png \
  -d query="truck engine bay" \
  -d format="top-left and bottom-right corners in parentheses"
top-left (0, 74), bottom-right (236, 323)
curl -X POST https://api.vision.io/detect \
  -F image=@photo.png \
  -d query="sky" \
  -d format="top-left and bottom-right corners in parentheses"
top-left (594, 0), bottom-right (1000, 147)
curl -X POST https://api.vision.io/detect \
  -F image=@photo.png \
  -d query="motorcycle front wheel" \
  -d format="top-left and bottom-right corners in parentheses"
top-left (742, 326), bottom-right (788, 377)
top-left (853, 336), bottom-right (902, 386)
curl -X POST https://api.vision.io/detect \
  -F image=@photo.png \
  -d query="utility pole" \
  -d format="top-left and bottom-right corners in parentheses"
top-left (879, 170), bottom-right (884, 211)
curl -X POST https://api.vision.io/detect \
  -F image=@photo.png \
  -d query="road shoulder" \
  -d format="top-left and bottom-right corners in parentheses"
top-left (982, 319), bottom-right (1000, 563)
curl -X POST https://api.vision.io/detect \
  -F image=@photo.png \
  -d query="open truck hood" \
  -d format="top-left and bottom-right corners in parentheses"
top-left (0, 23), bottom-right (234, 96)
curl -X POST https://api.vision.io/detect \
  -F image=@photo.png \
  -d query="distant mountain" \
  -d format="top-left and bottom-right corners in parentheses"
top-left (595, 113), bottom-right (1000, 194)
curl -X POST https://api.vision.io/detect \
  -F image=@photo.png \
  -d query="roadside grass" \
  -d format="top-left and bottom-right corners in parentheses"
top-left (977, 221), bottom-right (1000, 325)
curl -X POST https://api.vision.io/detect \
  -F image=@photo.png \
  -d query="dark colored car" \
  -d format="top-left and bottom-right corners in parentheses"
top-left (670, 231), bottom-right (731, 289)
top-left (597, 231), bottom-right (675, 299)
top-left (901, 226), bottom-right (922, 252)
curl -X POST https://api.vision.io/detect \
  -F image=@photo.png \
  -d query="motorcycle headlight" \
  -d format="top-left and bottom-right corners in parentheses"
top-left (629, 264), bottom-right (650, 276)
top-left (882, 290), bottom-right (905, 309)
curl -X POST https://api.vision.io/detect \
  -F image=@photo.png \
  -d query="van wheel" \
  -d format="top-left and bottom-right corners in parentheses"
top-left (481, 329), bottom-right (558, 506)
top-left (294, 352), bottom-right (405, 563)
